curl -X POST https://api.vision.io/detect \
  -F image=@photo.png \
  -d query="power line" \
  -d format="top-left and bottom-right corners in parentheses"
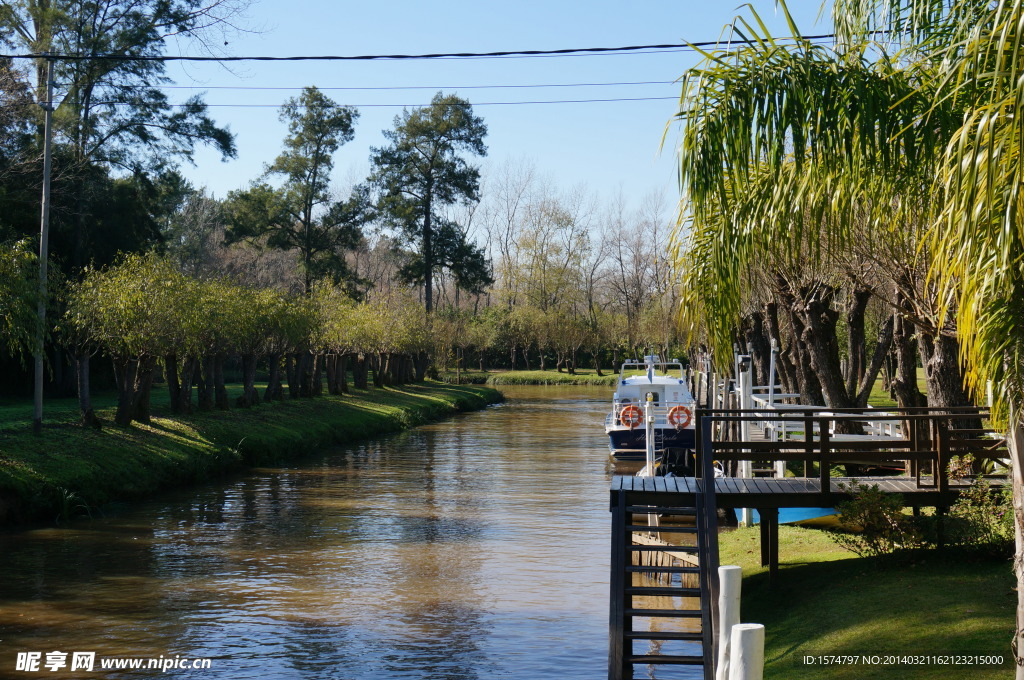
top-left (96, 96), bottom-right (682, 108)
top-left (155, 80), bottom-right (680, 91)
top-left (4, 34), bottom-right (842, 63)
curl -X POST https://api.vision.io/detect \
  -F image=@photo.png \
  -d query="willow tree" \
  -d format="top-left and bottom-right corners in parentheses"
top-left (670, 1), bottom-right (968, 410)
top-left (830, 0), bottom-right (1024, 665)
top-left (672, 0), bottom-right (1024, 667)
top-left (916, 1), bottom-right (1024, 668)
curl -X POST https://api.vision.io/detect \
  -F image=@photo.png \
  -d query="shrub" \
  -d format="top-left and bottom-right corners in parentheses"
top-left (945, 477), bottom-right (1014, 557)
top-left (830, 483), bottom-right (924, 557)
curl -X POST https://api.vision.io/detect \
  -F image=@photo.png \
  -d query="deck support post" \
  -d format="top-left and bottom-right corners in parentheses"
top-left (757, 508), bottom-right (779, 583)
top-left (609, 489), bottom-right (630, 680)
top-left (699, 414), bottom-right (721, 678)
top-left (818, 421), bottom-right (831, 492)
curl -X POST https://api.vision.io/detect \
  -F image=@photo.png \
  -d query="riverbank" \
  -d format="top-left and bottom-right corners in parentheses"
top-left (485, 369), bottom-right (618, 386)
top-left (0, 383), bottom-right (502, 526)
top-left (718, 525), bottom-right (1014, 679)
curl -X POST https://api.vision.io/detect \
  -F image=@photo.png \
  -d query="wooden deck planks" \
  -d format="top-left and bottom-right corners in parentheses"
top-left (613, 473), bottom-right (1005, 511)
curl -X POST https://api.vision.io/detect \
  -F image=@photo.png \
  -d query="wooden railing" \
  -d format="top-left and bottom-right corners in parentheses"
top-left (692, 407), bottom-right (1008, 493)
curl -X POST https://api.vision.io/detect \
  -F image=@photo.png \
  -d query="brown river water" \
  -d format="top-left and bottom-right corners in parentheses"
top-left (0, 385), bottom-right (699, 679)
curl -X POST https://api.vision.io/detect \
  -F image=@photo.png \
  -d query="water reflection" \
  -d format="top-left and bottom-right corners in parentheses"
top-left (0, 385), bottom-right (693, 679)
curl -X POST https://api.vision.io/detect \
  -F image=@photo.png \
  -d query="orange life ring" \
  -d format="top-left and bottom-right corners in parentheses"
top-left (619, 404), bottom-right (643, 429)
top-left (667, 405), bottom-right (693, 429)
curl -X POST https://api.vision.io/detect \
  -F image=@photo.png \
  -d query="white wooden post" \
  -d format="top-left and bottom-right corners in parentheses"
top-left (644, 393), bottom-right (658, 528)
top-left (716, 565), bottom-right (742, 680)
top-left (737, 355), bottom-right (753, 526)
top-left (644, 393), bottom-right (655, 476)
top-left (727, 624), bottom-right (765, 680)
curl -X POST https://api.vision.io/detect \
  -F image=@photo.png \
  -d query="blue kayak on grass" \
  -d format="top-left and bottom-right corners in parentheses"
top-left (752, 508), bottom-right (839, 527)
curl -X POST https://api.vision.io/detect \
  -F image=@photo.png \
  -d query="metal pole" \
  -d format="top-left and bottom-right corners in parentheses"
top-left (32, 56), bottom-right (54, 435)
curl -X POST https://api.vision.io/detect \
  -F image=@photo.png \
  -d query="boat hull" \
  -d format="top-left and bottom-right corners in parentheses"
top-left (607, 426), bottom-right (695, 460)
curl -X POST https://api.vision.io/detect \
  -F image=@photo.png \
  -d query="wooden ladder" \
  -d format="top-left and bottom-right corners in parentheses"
top-left (609, 495), bottom-right (718, 679)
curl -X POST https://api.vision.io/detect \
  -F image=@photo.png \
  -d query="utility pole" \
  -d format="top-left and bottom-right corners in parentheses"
top-left (33, 56), bottom-right (54, 435)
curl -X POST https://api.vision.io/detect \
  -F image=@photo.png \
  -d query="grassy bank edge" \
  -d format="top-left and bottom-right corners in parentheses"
top-left (0, 383), bottom-right (503, 527)
top-left (717, 525), bottom-right (1015, 679)
top-left (484, 370), bottom-right (618, 386)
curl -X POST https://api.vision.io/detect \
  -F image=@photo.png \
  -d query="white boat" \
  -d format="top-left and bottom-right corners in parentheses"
top-left (604, 356), bottom-right (697, 468)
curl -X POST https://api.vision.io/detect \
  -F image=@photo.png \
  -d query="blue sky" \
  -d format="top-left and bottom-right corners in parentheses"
top-left (169, 1), bottom-right (831, 203)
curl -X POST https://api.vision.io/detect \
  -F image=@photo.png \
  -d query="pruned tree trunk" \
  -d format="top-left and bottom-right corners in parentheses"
top-left (787, 303), bottom-right (825, 406)
top-left (1008, 408), bottom-right (1024, 676)
top-left (919, 330), bottom-right (982, 437)
top-left (76, 351), bottom-right (100, 429)
top-left (371, 353), bottom-right (385, 387)
top-left (413, 351), bottom-right (429, 382)
top-left (131, 355), bottom-right (157, 423)
top-left (392, 353), bottom-right (404, 385)
top-left (853, 313), bottom-right (894, 407)
top-left (265, 352), bottom-right (284, 401)
top-left (892, 312), bottom-right (925, 408)
top-left (285, 353), bottom-right (300, 398)
top-left (338, 353), bottom-right (350, 393)
top-left (801, 288), bottom-right (853, 410)
top-left (238, 353), bottom-right (260, 407)
top-left (919, 331), bottom-right (971, 408)
top-left (844, 288), bottom-right (872, 393)
top-left (197, 356), bottom-right (215, 411)
top-left (765, 301), bottom-right (798, 399)
top-left (176, 356), bottom-right (197, 414)
top-left (325, 354), bottom-right (337, 395)
top-left (743, 310), bottom-right (772, 387)
top-left (213, 355), bottom-right (229, 410)
top-left (311, 352), bottom-right (323, 395)
top-left (165, 353), bottom-right (181, 414)
top-left (113, 357), bottom-right (138, 426)
top-left (777, 279), bottom-right (826, 406)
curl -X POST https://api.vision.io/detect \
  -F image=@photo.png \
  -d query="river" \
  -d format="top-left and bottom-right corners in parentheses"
top-left (0, 385), bottom-right (663, 679)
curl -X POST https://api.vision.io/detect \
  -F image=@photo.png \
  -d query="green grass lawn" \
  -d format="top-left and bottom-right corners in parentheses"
top-left (0, 381), bottom-right (502, 525)
top-left (484, 369), bottom-right (620, 386)
top-left (0, 380), bottom-right (259, 429)
top-left (718, 525), bottom-right (1015, 679)
top-left (449, 365), bottom-right (925, 401)
top-left (866, 367), bottom-right (929, 408)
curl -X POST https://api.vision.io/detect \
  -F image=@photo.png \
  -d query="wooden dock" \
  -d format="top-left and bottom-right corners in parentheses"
top-left (608, 407), bottom-right (1010, 680)
top-left (613, 473), bottom-right (1002, 509)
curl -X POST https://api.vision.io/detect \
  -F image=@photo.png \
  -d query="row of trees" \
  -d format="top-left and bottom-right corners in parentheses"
top-left (64, 254), bottom-right (438, 427)
top-left (0, 1), bottom-right (684, 416)
top-left (671, 0), bottom-right (1024, 668)
top-left (5, 246), bottom-right (675, 429)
